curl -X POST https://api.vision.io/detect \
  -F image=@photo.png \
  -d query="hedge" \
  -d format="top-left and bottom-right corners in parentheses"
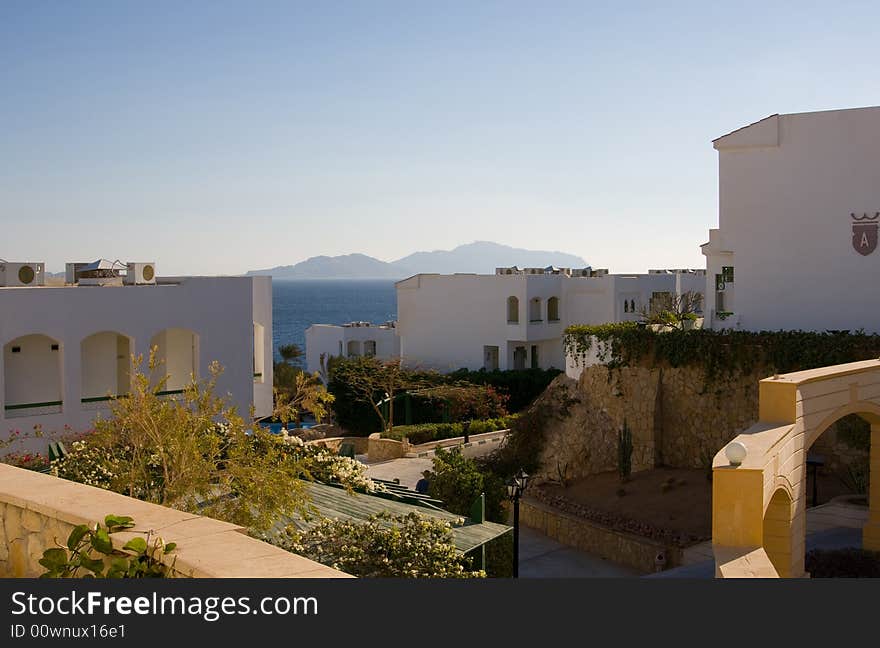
top-left (382, 415), bottom-right (518, 445)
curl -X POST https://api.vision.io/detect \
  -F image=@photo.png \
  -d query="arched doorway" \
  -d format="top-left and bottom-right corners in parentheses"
top-left (712, 359), bottom-right (880, 578)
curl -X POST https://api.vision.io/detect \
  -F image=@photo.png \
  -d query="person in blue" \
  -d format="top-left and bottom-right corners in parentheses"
top-left (415, 470), bottom-right (431, 494)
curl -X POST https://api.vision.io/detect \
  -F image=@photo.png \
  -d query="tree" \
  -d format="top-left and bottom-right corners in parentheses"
top-left (272, 370), bottom-right (335, 426)
top-left (53, 349), bottom-right (309, 532)
top-left (637, 290), bottom-right (703, 329)
top-left (278, 343), bottom-right (304, 367)
top-left (339, 357), bottom-right (411, 436)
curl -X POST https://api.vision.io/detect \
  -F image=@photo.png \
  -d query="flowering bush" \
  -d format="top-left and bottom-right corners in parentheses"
top-left (2, 451), bottom-right (50, 472)
top-left (280, 512), bottom-right (485, 578)
top-left (274, 431), bottom-right (380, 493)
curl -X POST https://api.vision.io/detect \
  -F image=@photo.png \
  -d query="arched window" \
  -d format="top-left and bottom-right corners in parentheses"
top-left (347, 340), bottom-right (361, 357)
top-left (624, 300), bottom-right (629, 313)
top-left (149, 328), bottom-right (199, 393)
top-left (507, 296), bottom-right (519, 323)
top-left (4, 334), bottom-right (63, 417)
top-left (548, 297), bottom-right (560, 321)
top-left (630, 299), bottom-right (636, 313)
top-left (81, 331), bottom-right (131, 405)
top-left (529, 298), bottom-right (542, 322)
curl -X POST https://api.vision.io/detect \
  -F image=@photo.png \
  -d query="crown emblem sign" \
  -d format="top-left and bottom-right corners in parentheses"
top-left (851, 212), bottom-right (879, 256)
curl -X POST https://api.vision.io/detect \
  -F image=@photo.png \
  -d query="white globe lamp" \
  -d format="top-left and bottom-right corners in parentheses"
top-left (725, 441), bottom-right (748, 466)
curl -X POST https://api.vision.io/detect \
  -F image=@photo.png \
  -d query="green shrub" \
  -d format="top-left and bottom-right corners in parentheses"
top-left (564, 325), bottom-right (880, 380)
top-left (383, 415), bottom-right (517, 445)
top-left (39, 515), bottom-right (176, 579)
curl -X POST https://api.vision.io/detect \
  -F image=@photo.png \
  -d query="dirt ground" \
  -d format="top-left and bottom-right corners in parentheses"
top-left (539, 466), bottom-right (860, 542)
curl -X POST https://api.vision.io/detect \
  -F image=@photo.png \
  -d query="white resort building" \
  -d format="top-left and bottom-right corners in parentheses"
top-left (0, 259), bottom-right (273, 443)
top-left (395, 266), bottom-right (705, 373)
top-left (305, 320), bottom-right (400, 376)
top-left (702, 105), bottom-right (880, 332)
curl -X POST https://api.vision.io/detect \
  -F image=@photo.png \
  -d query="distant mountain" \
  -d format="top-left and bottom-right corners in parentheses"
top-left (248, 253), bottom-right (402, 279)
top-left (248, 241), bottom-right (589, 279)
top-left (392, 241), bottom-right (587, 275)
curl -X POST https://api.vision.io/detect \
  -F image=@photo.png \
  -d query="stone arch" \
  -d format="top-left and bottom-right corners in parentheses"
top-left (712, 359), bottom-right (880, 578)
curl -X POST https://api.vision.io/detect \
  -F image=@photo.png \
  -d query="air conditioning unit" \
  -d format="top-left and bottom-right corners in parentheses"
top-left (0, 261), bottom-right (45, 287)
top-left (124, 262), bottom-right (157, 285)
top-left (574, 268), bottom-right (591, 277)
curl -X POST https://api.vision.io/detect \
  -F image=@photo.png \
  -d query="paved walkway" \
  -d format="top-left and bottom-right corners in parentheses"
top-left (652, 498), bottom-right (869, 578)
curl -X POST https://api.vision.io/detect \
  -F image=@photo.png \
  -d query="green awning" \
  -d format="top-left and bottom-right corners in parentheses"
top-left (278, 481), bottom-right (511, 554)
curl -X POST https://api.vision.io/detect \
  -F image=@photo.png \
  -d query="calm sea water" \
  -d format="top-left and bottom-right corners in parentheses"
top-left (272, 279), bottom-right (397, 361)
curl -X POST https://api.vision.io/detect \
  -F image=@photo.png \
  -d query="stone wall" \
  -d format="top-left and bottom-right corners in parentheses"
top-left (0, 464), bottom-right (351, 578)
top-left (520, 497), bottom-right (680, 573)
top-left (536, 364), bottom-right (763, 481)
top-left (537, 362), bottom-right (867, 480)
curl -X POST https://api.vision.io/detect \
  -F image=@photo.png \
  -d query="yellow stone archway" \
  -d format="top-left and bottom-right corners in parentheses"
top-left (712, 359), bottom-right (880, 578)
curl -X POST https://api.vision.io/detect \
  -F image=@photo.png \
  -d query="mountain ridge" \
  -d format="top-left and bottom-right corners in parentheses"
top-left (248, 241), bottom-right (589, 279)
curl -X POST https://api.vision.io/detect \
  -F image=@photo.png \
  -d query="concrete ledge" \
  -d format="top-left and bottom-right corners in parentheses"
top-left (0, 464), bottom-right (351, 578)
top-left (404, 430), bottom-right (508, 458)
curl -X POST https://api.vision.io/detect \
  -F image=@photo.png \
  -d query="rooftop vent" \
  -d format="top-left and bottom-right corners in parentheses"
top-left (0, 260), bottom-right (46, 287)
top-left (124, 262), bottom-right (157, 285)
top-left (76, 259), bottom-right (127, 286)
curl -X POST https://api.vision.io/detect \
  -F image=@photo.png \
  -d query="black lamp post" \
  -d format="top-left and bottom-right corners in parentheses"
top-left (506, 468), bottom-right (529, 578)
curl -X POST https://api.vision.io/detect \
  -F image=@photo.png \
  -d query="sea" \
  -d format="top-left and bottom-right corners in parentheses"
top-left (271, 279), bottom-right (397, 362)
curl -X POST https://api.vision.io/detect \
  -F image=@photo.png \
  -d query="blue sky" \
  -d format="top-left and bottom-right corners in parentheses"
top-left (2, 1), bottom-right (879, 274)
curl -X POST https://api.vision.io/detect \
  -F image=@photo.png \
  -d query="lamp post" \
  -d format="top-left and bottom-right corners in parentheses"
top-left (506, 468), bottom-right (529, 578)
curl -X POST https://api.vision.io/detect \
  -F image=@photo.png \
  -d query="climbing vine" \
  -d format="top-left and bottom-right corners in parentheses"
top-left (564, 325), bottom-right (880, 381)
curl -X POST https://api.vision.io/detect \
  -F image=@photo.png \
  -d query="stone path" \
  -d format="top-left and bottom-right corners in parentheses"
top-left (653, 498), bottom-right (870, 578)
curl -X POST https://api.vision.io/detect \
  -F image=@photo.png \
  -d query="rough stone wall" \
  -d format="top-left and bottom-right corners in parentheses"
top-left (656, 366), bottom-right (764, 468)
top-left (536, 369), bottom-right (658, 483)
top-left (538, 364), bottom-right (765, 479)
top-left (0, 502), bottom-right (78, 577)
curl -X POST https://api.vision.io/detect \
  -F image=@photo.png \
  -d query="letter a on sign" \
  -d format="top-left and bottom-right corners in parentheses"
top-left (851, 213), bottom-right (879, 256)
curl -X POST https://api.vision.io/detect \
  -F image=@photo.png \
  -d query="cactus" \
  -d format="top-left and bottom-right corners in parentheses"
top-left (618, 420), bottom-right (633, 483)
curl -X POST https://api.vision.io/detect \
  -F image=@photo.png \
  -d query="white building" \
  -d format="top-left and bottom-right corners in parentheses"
top-left (0, 259), bottom-right (273, 443)
top-left (305, 321), bottom-right (400, 377)
top-left (396, 267), bottom-right (705, 373)
top-left (702, 106), bottom-right (880, 332)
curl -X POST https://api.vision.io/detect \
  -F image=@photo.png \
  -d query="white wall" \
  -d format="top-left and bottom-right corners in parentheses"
top-left (708, 107), bottom-right (880, 332)
top-left (0, 275), bottom-right (273, 443)
top-left (305, 323), bottom-right (400, 377)
top-left (396, 271), bottom-right (705, 373)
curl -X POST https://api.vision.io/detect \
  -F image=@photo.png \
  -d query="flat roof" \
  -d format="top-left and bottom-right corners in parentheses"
top-left (276, 481), bottom-right (511, 554)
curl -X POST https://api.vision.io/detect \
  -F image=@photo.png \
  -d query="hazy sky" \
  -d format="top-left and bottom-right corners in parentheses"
top-left (3, 1), bottom-right (879, 275)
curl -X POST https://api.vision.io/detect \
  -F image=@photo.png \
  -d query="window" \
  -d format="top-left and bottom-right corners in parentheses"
top-left (483, 346), bottom-right (499, 371)
top-left (529, 298), bottom-right (542, 322)
top-left (507, 296), bottom-right (519, 323)
top-left (346, 340), bottom-right (361, 357)
top-left (722, 266), bottom-right (734, 283)
top-left (716, 291), bottom-right (726, 312)
top-left (624, 300), bottom-right (629, 313)
top-left (650, 291), bottom-right (673, 313)
top-left (364, 340), bottom-right (377, 357)
top-left (531, 345), bottom-right (539, 369)
top-left (548, 296), bottom-right (560, 321)
top-left (630, 299), bottom-right (636, 313)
